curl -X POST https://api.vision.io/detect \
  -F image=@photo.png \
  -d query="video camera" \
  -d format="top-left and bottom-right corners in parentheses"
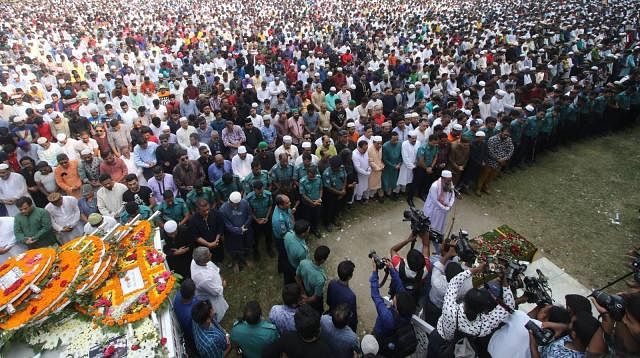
top-left (525, 320), bottom-right (555, 346)
top-left (592, 290), bottom-right (626, 321)
top-left (368, 250), bottom-right (388, 270)
top-left (448, 229), bottom-right (477, 265)
top-left (402, 205), bottom-right (444, 243)
top-left (523, 269), bottom-right (554, 307)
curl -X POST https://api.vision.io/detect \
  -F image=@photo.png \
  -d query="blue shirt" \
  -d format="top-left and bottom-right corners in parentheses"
top-left (173, 292), bottom-right (201, 344)
top-left (261, 125), bottom-right (277, 145)
top-left (327, 279), bottom-right (358, 331)
top-left (271, 206), bottom-right (293, 240)
top-left (193, 319), bottom-right (227, 358)
top-left (268, 305), bottom-right (297, 335)
top-left (319, 315), bottom-right (360, 358)
top-left (133, 142), bottom-right (159, 168)
top-left (370, 268), bottom-right (410, 337)
top-left (207, 160), bottom-right (233, 184)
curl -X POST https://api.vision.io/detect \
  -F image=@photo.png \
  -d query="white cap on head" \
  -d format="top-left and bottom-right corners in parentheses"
top-left (453, 123), bottom-right (463, 131)
top-left (251, 102), bottom-right (259, 108)
top-left (183, 72), bottom-right (189, 76)
top-left (302, 142), bottom-right (311, 149)
top-left (475, 131), bottom-right (486, 137)
top-left (373, 136), bottom-right (383, 142)
top-left (238, 146), bottom-right (247, 154)
top-left (99, 93), bottom-right (107, 98)
top-left (0, 164), bottom-right (9, 170)
top-left (81, 148), bottom-right (92, 155)
top-left (229, 191), bottom-right (242, 203)
top-left (56, 133), bottom-right (67, 142)
top-left (409, 84), bottom-right (415, 89)
top-left (525, 104), bottom-right (535, 112)
top-left (329, 86), bottom-right (336, 92)
top-left (164, 220), bottom-right (178, 233)
top-left (179, 117), bottom-right (188, 122)
top-left (246, 84), bottom-right (253, 89)
top-left (37, 137), bottom-right (48, 145)
top-left (361, 335), bottom-right (379, 355)
top-left (478, 81), bottom-right (486, 87)
top-left (441, 170), bottom-right (453, 178)
top-left (408, 130), bottom-right (418, 137)
top-left (283, 135), bottom-right (292, 143)
top-left (346, 122), bottom-right (355, 128)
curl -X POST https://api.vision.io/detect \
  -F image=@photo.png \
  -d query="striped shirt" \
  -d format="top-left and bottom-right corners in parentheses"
top-left (193, 319), bottom-right (227, 358)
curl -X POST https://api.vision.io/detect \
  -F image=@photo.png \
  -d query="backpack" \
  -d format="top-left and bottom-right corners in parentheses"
top-left (392, 319), bottom-right (418, 357)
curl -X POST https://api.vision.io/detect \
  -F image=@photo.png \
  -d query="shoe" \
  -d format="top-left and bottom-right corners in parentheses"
top-left (324, 224), bottom-right (333, 232)
top-left (312, 230), bottom-right (321, 238)
top-left (332, 221), bottom-right (343, 229)
top-left (377, 196), bottom-right (384, 203)
top-left (458, 187), bottom-right (469, 194)
top-left (390, 193), bottom-right (398, 201)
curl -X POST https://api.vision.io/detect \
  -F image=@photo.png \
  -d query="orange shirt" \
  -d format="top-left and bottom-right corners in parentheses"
top-left (54, 160), bottom-right (82, 198)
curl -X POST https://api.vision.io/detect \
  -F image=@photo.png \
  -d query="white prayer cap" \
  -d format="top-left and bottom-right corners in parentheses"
top-left (179, 117), bottom-right (188, 122)
top-left (496, 90), bottom-right (506, 96)
top-left (408, 130), bottom-right (418, 137)
top-left (56, 133), bottom-right (67, 141)
top-left (452, 123), bottom-right (463, 131)
top-left (302, 142), bottom-right (311, 149)
top-left (283, 135), bottom-right (292, 143)
top-left (160, 125), bottom-right (170, 131)
top-left (300, 65), bottom-right (306, 70)
top-left (463, 90), bottom-right (470, 96)
top-left (421, 74), bottom-right (428, 79)
top-left (0, 164), bottom-right (9, 170)
top-left (58, 79), bottom-right (66, 84)
top-left (229, 191), bottom-right (242, 203)
top-left (37, 137), bottom-right (48, 145)
top-left (327, 71), bottom-right (333, 76)
top-left (346, 122), bottom-right (355, 128)
top-left (337, 67), bottom-right (343, 71)
top-left (350, 84), bottom-right (356, 90)
top-left (251, 102), bottom-right (259, 108)
top-left (99, 93), bottom-right (107, 98)
top-left (525, 104), bottom-right (535, 112)
top-left (238, 146), bottom-right (247, 154)
top-left (441, 170), bottom-right (453, 178)
top-left (361, 335), bottom-right (379, 355)
top-left (182, 72), bottom-right (189, 76)
top-left (329, 86), bottom-right (336, 92)
top-left (164, 220), bottom-right (178, 233)
top-left (244, 74), bottom-right (250, 78)
top-left (81, 148), bottom-right (92, 155)
top-left (110, 65), bottom-right (116, 70)
top-left (246, 84), bottom-right (253, 89)
top-left (409, 84), bottom-right (415, 89)
top-left (373, 136), bottom-right (383, 142)
top-left (478, 81), bottom-right (486, 87)
top-left (314, 72), bottom-right (320, 76)
top-left (475, 131), bottom-right (486, 137)
top-left (590, 66), bottom-right (599, 71)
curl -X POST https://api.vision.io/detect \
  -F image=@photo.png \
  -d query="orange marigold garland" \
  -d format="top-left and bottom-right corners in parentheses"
top-left (113, 221), bottom-right (152, 249)
top-left (0, 248), bottom-right (56, 313)
top-left (79, 246), bottom-right (176, 326)
top-left (0, 250), bottom-right (82, 330)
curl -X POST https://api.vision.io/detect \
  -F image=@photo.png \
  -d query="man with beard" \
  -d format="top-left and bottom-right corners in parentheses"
top-left (422, 170), bottom-right (455, 244)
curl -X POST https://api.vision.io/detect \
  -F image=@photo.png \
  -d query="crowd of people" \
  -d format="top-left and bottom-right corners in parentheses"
top-left (1, 0), bottom-right (640, 355)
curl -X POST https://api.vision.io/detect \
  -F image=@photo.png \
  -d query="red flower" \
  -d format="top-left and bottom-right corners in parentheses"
top-left (131, 344), bottom-right (140, 351)
top-left (61, 264), bottom-right (69, 272)
top-left (29, 306), bottom-right (38, 315)
top-left (126, 253), bottom-right (137, 261)
top-left (161, 271), bottom-right (171, 280)
top-left (46, 282), bottom-right (53, 288)
top-left (60, 280), bottom-right (69, 288)
top-left (160, 337), bottom-right (167, 346)
top-left (157, 283), bottom-right (167, 293)
top-left (138, 294), bottom-right (150, 305)
top-left (103, 345), bottom-right (115, 357)
top-left (0, 263), bottom-right (9, 271)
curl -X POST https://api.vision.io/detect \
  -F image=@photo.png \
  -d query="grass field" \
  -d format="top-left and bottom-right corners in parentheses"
top-left (218, 126), bottom-right (640, 332)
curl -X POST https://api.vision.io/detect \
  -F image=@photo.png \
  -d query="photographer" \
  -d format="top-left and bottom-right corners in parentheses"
top-left (389, 232), bottom-right (432, 303)
top-left (529, 311), bottom-right (600, 358)
top-left (369, 258), bottom-right (417, 357)
top-left (424, 241), bottom-right (473, 326)
top-left (426, 263), bottom-right (515, 357)
top-left (587, 292), bottom-right (640, 356)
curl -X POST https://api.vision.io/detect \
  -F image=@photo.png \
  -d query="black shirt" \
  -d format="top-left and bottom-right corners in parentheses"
top-left (123, 186), bottom-right (153, 206)
top-left (188, 210), bottom-right (225, 262)
top-left (263, 332), bottom-right (332, 358)
top-left (156, 144), bottom-right (180, 173)
top-left (161, 227), bottom-right (192, 278)
top-left (330, 109), bottom-right (347, 128)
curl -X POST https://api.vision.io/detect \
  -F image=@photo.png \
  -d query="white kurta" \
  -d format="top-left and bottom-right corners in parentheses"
top-left (0, 173), bottom-right (30, 217)
top-left (190, 260), bottom-right (229, 322)
top-left (423, 179), bottom-right (455, 234)
top-left (231, 154), bottom-right (254, 181)
top-left (351, 149), bottom-right (371, 200)
top-left (398, 140), bottom-right (419, 186)
top-left (45, 196), bottom-right (83, 244)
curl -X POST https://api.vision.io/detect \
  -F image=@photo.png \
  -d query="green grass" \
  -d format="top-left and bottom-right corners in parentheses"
top-left (219, 127), bottom-right (640, 333)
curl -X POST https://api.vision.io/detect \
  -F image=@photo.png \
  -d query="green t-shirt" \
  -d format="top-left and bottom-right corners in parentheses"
top-left (283, 231), bottom-right (309, 269)
top-left (245, 190), bottom-right (273, 219)
top-left (296, 259), bottom-right (327, 297)
top-left (230, 320), bottom-right (279, 358)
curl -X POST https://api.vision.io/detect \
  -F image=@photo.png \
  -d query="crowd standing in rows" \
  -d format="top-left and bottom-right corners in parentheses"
top-left (0, 0), bottom-right (639, 356)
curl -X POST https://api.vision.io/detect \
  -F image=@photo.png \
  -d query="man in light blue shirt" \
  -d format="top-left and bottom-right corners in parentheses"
top-left (133, 136), bottom-right (158, 179)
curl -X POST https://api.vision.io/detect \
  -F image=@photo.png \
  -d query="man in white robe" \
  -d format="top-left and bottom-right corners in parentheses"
top-left (423, 170), bottom-right (455, 246)
top-left (351, 140), bottom-right (371, 202)
top-left (0, 163), bottom-right (30, 217)
top-left (397, 131), bottom-right (419, 193)
top-left (44, 193), bottom-right (84, 244)
top-left (190, 247), bottom-right (228, 323)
